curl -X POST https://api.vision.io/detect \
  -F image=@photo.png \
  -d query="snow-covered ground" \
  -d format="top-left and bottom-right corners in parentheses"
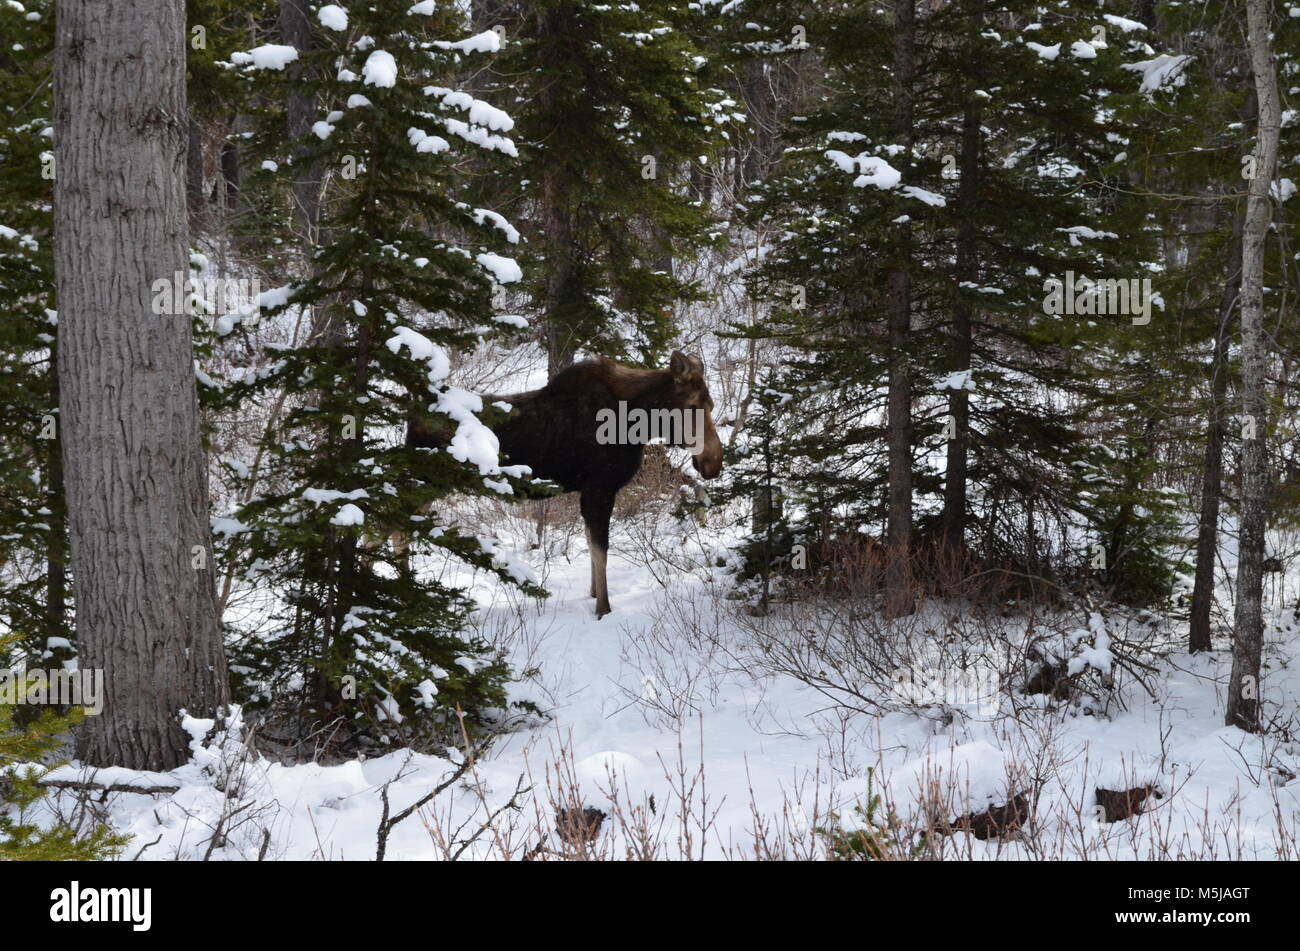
top-left (27, 504), bottom-right (1300, 860)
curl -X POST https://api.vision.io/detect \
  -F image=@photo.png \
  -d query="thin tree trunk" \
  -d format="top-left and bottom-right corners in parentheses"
top-left (186, 117), bottom-right (207, 231)
top-left (884, 0), bottom-right (916, 617)
top-left (54, 0), bottom-right (229, 769)
top-left (1189, 201), bottom-right (1244, 652)
top-left (541, 185), bottom-right (578, 377)
top-left (531, 6), bottom-right (586, 378)
top-left (279, 0), bottom-right (342, 351)
top-left (45, 355), bottom-right (66, 635)
top-left (220, 136), bottom-right (241, 211)
top-left (1226, 0), bottom-right (1279, 731)
top-left (280, 0), bottom-right (320, 243)
top-left (941, 98), bottom-right (980, 557)
top-left (466, 0), bottom-right (502, 99)
top-left (741, 57), bottom-right (773, 190)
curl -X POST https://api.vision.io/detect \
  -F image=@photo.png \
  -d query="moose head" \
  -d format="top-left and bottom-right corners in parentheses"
top-left (666, 350), bottom-right (724, 480)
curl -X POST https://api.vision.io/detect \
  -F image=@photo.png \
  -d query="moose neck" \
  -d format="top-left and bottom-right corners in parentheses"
top-left (598, 363), bottom-right (676, 412)
top-left (626, 372), bottom-right (676, 412)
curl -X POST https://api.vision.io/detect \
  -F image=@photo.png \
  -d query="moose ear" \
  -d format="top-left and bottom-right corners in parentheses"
top-left (670, 350), bottom-right (690, 378)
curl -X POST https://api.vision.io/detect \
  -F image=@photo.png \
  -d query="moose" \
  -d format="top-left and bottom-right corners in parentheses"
top-left (407, 351), bottom-right (724, 617)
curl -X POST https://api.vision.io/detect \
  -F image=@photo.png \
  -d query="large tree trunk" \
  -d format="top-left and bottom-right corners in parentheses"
top-left (54, 0), bottom-right (229, 769)
top-left (884, 0), bottom-right (916, 617)
top-left (1188, 201), bottom-right (1244, 653)
top-left (941, 98), bottom-right (981, 558)
top-left (1226, 0), bottom-right (1279, 732)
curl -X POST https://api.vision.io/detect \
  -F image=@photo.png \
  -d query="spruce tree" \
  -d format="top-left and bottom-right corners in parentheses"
top-left (0, 0), bottom-right (69, 655)
top-left (738, 0), bottom-right (1175, 600)
top-left (213, 0), bottom-right (543, 748)
top-left (0, 638), bottom-right (127, 859)
top-left (1139, 1), bottom-right (1300, 647)
top-left (492, 0), bottom-right (735, 374)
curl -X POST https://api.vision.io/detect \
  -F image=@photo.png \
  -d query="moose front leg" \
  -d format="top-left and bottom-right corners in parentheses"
top-left (584, 524), bottom-right (598, 598)
top-left (580, 489), bottom-right (616, 618)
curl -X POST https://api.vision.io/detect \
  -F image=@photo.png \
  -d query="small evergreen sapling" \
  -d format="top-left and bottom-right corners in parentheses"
top-left (0, 638), bottom-right (127, 859)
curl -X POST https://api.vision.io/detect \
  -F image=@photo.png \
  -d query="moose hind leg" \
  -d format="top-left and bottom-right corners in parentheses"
top-left (580, 489), bottom-right (615, 618)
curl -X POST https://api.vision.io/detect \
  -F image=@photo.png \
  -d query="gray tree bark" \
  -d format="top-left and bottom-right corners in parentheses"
top-left (1226, 0), bottom-right (1280, 731)
top-left (54, 0), bottom-right (229, 769)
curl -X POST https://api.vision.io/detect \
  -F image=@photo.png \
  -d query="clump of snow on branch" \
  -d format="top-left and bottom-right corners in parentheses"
top-left (386, 326), bottom-right (451, 383)
top-left (430, 31), bottom-right (501, 55)
top-left (318, 5), bottom-right (347, 31)
top-left (1122, 54), bottom-right (1191, 95)
top-left (1068, 613), bottom-right (1114, 677)
top-left (231, 44), bottom-right (299, 70)
top-left (826, 149), bottom-right (902, 190)
top-left (476, 252), bottom-right (522, 284)
top-left (435, 387), bottom-right (502, 477)
top-left (363, 50), bottom-right (398, 88)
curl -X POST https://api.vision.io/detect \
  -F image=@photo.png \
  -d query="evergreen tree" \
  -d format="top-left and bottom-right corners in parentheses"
top-left (493, 0), bottom-right (736, 374)
top-left (1137, 1), bottom-right (1300, 646)
top-left (0, 638), bottom-right (127, 859)
top-left (213, 0), bottom-right (543, 747)
top-left (0, 0), bottom-right (69, 654)
top-left (715, 379), bottom-right (796, 613)
top-left (738, 0), bottom-right (1177, 602)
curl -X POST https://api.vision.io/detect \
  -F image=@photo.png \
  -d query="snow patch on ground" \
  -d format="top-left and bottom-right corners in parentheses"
top-left (21, 512), bottom-right (1300, 860)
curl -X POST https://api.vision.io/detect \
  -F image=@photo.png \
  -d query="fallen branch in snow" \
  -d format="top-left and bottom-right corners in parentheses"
top-left (38, 779), bottom-right (180, 797)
